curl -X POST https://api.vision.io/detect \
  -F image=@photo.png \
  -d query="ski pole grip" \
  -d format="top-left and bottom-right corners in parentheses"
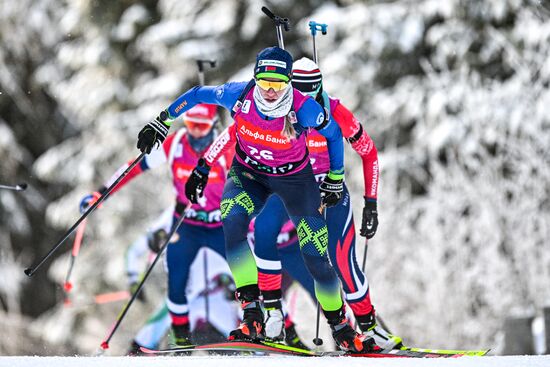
top-left (262, 6), bottom-right (290, 31)
top-left (309, 21), bottom-right (328, 36)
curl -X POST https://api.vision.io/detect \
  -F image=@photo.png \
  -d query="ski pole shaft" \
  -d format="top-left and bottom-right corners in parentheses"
top-left (312, 207), bottom-right (327, 346)
top-left (313, 302), bottom-right (323, 346)
top-left (361, 237), bottom-right (368, 272)
top-left (196, 59), bottom-right (216, 85)
top-left (276, 25), bottom-right (285, 50)
top-left (203, 250), bottom-right (210, 322)
top-left (0, 182), bottom-right (27, 191)
top-left (308, 21), bottom-right (328, 65)
top-left (100, 202), bottom-right (192, 350)
top-left (63, 219), bottom-right (88, 292)
top-left (24, 152), bottom-right (146, 277)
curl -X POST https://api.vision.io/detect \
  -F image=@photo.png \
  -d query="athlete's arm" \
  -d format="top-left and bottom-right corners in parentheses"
top-left (203, 123), bottom-right (237, 166)
top-left (166, 82), bottom-right (248, 118)
top-left (332, 102), bottom-right (379, 199)
top-left (103, 134), bottom-right (174, 194)
top-left (297, 97), bottom-right (344, 178)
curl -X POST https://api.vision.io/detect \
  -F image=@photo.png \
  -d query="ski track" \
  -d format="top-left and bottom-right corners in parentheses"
top-left (1, 355), bottom-right (549, 367)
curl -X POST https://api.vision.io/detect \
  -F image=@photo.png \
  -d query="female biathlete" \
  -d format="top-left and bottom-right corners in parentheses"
top-left (136, 47), bottom-right (378, 353)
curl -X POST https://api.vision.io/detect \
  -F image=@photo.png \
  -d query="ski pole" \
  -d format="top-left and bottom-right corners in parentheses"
top-left (308, 21), bottom-right (328, 65)
top-left (196, 59), bottom-right (216, 85)
top-left (0, 182), bottom-right (27, 191)
top-left (195, 58), bottom-right (216, 323)
top-left (312, 205), bottom-right (327, 347)
top-left (261, 6), bottom-right (290, 50)
top-left (313, 302), bottom-right (323, 346)
top-left (100, 202), bottom-right (192, 350)
top-left (63, 219), bottom-right (88, 293)
top-left (24, 152), bottom-right (146, 277)
top-left (62, 219), bottom-right (88, 305)
top-left (203, 250), bottom-right (210, 323)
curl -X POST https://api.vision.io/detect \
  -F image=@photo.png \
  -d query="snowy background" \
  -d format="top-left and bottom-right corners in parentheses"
top-left (1, 0), bottom-right (550, 357)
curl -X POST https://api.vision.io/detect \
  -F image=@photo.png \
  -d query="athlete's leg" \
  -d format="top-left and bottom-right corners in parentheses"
top-left (253, 195), bottom-right (288, 298)
top-left (270, 164), bottom-right (343, 313)
top-left (279, 242), bottom-right (315, 300)
top-left (325, 184), bottom-right (372, 316)
top-left (166, 221), bottom-right (203, 343)
top-left (326, 184), bottom-right (402, 349)
top-left (221, 162), bottom-right (270, 340)
top-left (221, 163), bottom-right (270, 288)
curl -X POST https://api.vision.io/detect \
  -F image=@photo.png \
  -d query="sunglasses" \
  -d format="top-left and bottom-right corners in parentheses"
top-left (255, 78), bottom-right (289, 92)
top-left (184, 120), bottom-right (213, 132)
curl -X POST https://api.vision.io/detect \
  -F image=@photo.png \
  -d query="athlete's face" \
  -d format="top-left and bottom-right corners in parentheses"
top-left (256, 78), bottom-right (289, 103)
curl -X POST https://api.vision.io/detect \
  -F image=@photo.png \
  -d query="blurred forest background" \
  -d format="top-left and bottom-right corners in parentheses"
top-left (0, 0), bottom-right (549, 356)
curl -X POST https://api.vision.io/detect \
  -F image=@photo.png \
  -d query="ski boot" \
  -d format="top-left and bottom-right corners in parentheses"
top-left (356, 308), bottom-right (403, 350)
top-left (262, 292), bottom-right (285, 342)
top-left (228, 285), bottom-right (265, 341)
top-left (171, 323), bottom-right (192, 346)
top-left (324, 306), bottom-right (380, 353)
top-left (284, 322), bottom-right (309, 350)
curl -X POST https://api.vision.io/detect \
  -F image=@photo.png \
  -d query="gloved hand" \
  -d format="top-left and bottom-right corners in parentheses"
top-left (137, 110), bottom-right (171, 154)
top-left (214, 273), bottom-right (236, 300)
top-left (79, 191), bottom-right (103, 214)
top-left (360, 199), bottom-right (378, 239)
top-left (130, 281), bottom-right (146, 303)
top-left (319, 173), bottom-right (343, 207)
top-left (147, 228), bottom-right (168, 253)
top-left (185, 158), bottom-right (210, 204)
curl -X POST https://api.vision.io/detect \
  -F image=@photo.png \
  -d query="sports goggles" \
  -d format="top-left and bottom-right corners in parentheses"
top-left (255, 78), bottom-right (289, 92)
top-left (184, 119), bottom-right (214, 132)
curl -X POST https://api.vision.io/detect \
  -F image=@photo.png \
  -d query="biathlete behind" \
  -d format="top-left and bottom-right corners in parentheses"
top-left (253, 57), bottom-right (403, 349)
top-left (82, 104), bottom-right (233, 346)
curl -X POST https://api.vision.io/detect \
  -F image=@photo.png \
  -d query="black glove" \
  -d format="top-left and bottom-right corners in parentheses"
top-left (147, 228), bottom-right (167, 253)
top-left (214, 273), bottom-right (236, 300)
top-left (185, 158), bottom-right (210, 204)
top-left (130, 282), bottom-right (146, 303)
top-left (360, 199), bottom-right (378, 239)
top-left (137, 110), bottom-right (171, 154)
top-left (319, 174), bottom-right (343, 207)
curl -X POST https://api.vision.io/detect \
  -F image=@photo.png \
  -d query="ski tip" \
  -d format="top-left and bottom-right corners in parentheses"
top-left (64, 282), bottom-right (73, 292)
top-left (139, 346), bottom-right (156, 354)
top-left (100, 341), bottom-right (109, 350)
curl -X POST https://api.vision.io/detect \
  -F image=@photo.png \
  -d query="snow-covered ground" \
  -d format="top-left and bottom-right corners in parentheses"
top-left (1, 355), bottom-right (550, 367)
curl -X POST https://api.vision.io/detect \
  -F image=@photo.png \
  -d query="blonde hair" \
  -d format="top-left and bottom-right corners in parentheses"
top-left (281, 115), bottom-right (297, 140)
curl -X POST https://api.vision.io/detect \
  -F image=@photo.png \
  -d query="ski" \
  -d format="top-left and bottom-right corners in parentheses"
top-left (400, 346), bottom-right (490, 356)
top-left (140, 340), bottom-right (315, 356)
top-left (140, 340), bottom-right (487, 358)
